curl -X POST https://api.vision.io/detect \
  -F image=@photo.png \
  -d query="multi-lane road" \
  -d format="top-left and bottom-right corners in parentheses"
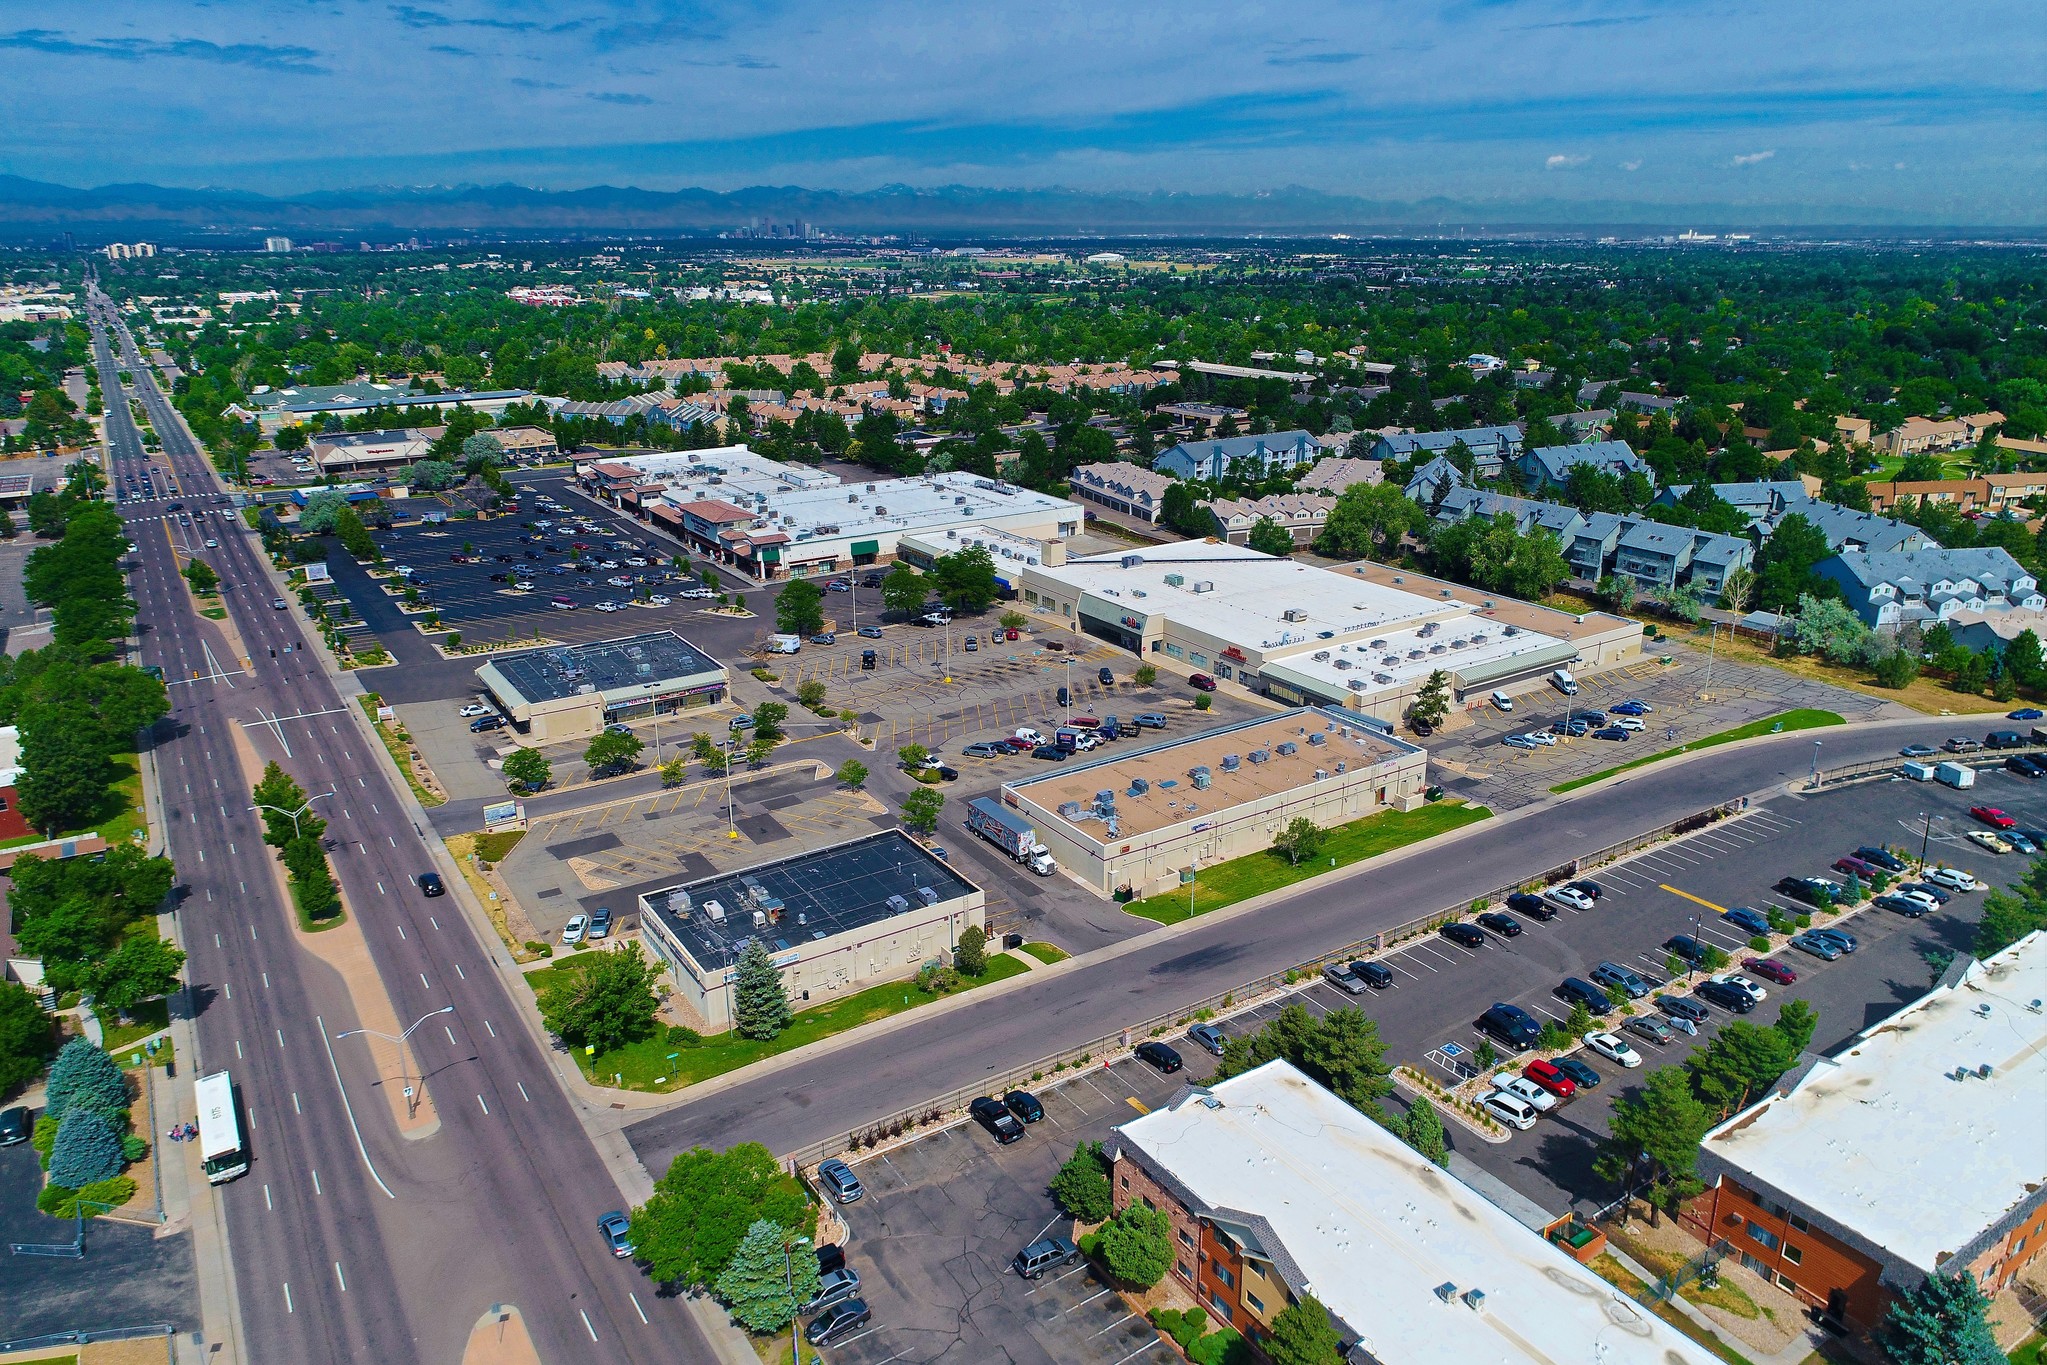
top-left (87, 293), bottom-right (714, 1364)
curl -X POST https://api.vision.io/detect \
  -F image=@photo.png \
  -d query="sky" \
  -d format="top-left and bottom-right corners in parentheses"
top-left (2, 0), bottom-right (2043, 223)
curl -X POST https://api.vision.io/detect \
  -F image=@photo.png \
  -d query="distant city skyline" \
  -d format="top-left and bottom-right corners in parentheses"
top-left (2, 0), bottom-right (2042, 225)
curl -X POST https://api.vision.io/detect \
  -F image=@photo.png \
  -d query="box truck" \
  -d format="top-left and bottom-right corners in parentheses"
top-left (965, 797), bottom-right (1057, 875)
top-left (766, 634), bottom-right (803, 654)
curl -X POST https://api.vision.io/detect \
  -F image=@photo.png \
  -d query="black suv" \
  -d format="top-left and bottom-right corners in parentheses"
top-left (1663, 934), bottom-right (1716, 968)
top-left (1477, 1003), bottom-right (1541, 1050)
top-left (1505, 892), bottom-right (1556, 921)
top-left (1695, 980), bottom-right (1758, 1014)
top-left (969, 1097), bottom-right (1026, 1144)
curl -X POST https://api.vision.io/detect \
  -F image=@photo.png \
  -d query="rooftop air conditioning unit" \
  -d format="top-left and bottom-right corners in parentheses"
top-left (1282, 609), bottom-right (1309, 622)
top-left (1192, 581), bottom-right (1214, 593)
top-left (867, 483), bottom-right (878, 492)
top-left (705, 900), bottom-right (726, 921)
top-left (1313, 768), bottom-right (1327, 780)
top-left (915, 886), bottom-right (940, 906)
top-left (1276, 741), bottom-right (1298, 756)
top-left (873, 506), bottom-right (887, 515)
top-left (1191, 769), bottom-right (1212, 789)
top-left (1349, 679), bottom-right (1368, 691)
top-left (1164, 572), bottom-right (1185, 586)
top-left (848, 492), bottom-right (860, 502)
top-left (1314, 651), bottom-right (1331, 662)
top-left (1247, 750), bottom-right (1271, 764)
top-left (1308, 732), bottom-right (1327, 746)
top-left (1220, 754), bottom-right (1242, 771)
top-left (1122, 554), bottom-right (1144, 568)
top-left (886, 894), bottom-right (910, 914)
top-left (751, 909), bottom-right (768, 927)
top-left (1128, 778), bottom-right (1150, 796)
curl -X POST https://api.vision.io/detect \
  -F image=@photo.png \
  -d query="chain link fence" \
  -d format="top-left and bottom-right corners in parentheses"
top-left (781, 797), bottom-right (1748, 1172)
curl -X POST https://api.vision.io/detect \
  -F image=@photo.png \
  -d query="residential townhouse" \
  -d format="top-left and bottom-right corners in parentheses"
top-left (1552, 408), bottom-right (1614, 439)
top-left (1833, 414), bottom-right (1872, 446)
top-left (1866, 472), bottom-right (2047, 516)
top-left (1067, 461), bottom-right (1176, 524)
top-left (1401, 454), bottom-right (1470, 503)
top-left (1203, 492), bottom-right (1338, 546)
top-left (1514, 439), bottom-right (1656, 492)
top-left (1652, 480), bottom-right (1811, 532)
top-left (1368, 424), bottom-right (1524, 477)
top-left (1293, 456), bottom-right (1382, 496)
top-left (1792, 501), bottom-right (1932, 555)
top-left (1610, 521), bottom-right (1754, 595)
top-left (1814, 547), bottom-right (2044, 630)
top-left (1433, 486), bottom-right (1586, 542)
top-left (1875, 413), bottom-right (2004, 457)
top-left (1152, 430), bottom-right (1319, 481)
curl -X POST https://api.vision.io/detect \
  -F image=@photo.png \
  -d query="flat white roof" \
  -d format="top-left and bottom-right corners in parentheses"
top-left (1700, 932), bottom-right (2047, 1278)
top-left (1266, 610), bottom-right (1570, 694)
top-left (598, 445), bottom-right (840, 499)
top-left (897, 522), bottom-right (1049, 565)
top-left (660, 470), bottom-right (1080, 545)
top-left (1116, 1061), bottom-right (1720, 1365)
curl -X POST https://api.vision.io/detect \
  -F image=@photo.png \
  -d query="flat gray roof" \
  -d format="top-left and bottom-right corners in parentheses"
top-left (643, 832), bottom-right (977, 971)
top-left (484, 631), bottom-right (720, 706)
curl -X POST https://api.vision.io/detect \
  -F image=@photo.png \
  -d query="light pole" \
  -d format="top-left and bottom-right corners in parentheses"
top-left (335, 1005), bottom-right (454, 1119)
top-left (248, 789), bottom-right (333, 840)
top-left (726, 736), bottom-right (740, 839)
top-left (783, 1233), bottom-right (812, 1365)
top-left (1808, 739), bottom-right (1823, 789)
top-left (1919, 810), bottom-right (1933, 870)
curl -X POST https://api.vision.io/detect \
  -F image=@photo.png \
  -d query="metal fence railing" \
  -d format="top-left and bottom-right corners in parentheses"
top-left (781, 797), bottom-right (1748, 1172)
top-left (0, 1324), bottom-right (175, 1354)
top-left (1810, 742), bottom-right (2047, 791)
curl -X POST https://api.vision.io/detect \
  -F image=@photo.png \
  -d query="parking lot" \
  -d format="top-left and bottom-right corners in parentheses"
top-left (827, 1052), bottom-right (1215, 1365)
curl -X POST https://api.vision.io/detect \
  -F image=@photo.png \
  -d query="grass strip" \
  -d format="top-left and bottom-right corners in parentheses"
top-left (1587, 1254), bottom-right (1755, 1365)
top-left (356, 694), bottom-right (446, 807)
top-left (545, 953), bottom-right (1030, 1092)
top-left (1551, 709), bottom-right (1844, 795)
top-left (1125, 800), bottom-right (1491, 926)
top-left (1018, 941), bottom-right (1069, 965)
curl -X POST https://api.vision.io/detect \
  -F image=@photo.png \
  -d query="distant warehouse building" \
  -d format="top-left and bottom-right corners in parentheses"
top-left (1003, 707), bottom-right (1427, 897)
top-left (637, 832), bottom-right (984, 1032)
top-left (309, 428), bottom-right (431, 475)
top-left (473, 630), bottom-right (726, 742)
top-left (1016, 541), bottom-right (1640, 725)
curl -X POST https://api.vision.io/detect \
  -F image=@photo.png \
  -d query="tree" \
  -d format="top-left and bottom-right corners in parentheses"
top-left (1773, 998), bottom-right (1818, 1057)
top-left (1050, 1141), bottom-right (1113, 1222)
top-left (1400, 1096), bottom-right (1449, 1166)
top-left (897, 743), bottom-right (931, 770)
top-left (1265, 1292), bottom-right (1343, 1365)
top-left (834, 760), bottom-right (867, 790)
top-left (1596, 574), bottom-right (1637, 613)
top-left (774, 579), bottom-right (825, 637)
top-left (1247, 516), bottom-right (1296, 557)
top-left (630, 1143), bottom-right (813, 1289)
top-left (48, 1107), bottom-right (125, 1189)
top-left (744, 736), bottom-right (775, 768)
top-left (933, 544), bottom-right (1000, 611)
top-left (44, 1039), bottom-right (127, 1120)
top-left (796, 679), bottom-right (827, 709)
top-left (1686, 1021), bottom-right (1795, 1117)
top-left (0, 980), bottom-right (57, 1094)
top-left (1410, 669), bottom-right (1451, 729)
top-left (182, 558), bottom-right (218, 593)
top-left (1719, 563), bottom-right (1757, 614)
top-left (1594, 1066), bottom-right (1713, 1222)
top-left (732, 941), bottom-right (793, 1041)
top-left (536, 944), bottom-right (661, 1054)
top-left (89, 935), bottom-right (185, 1013)
top-left (333, 505), bottom-right (378, 561)
top-left (715, 1218), bottom-right (819, 1333)
top-left (584, 730), bottom-right (645, 775)
top-left (17, 724), bottom-right (111, 835)
top-left (503, 747), bottom-right (551, 792)
top-left (295, 490), bottom-right (353, 534)
top-left (0, 505), bottom-right (14, 540)
top-left (1272, 817), bottom-right (1325, 865)
top-left (274, 425), bottom-right (309, 451)
top-left (954, 924), bottom-right (988, 977)
top-left (900, 786), bottom-right (944, 834)
top-left (1096, 1203), bottom-right (1172, 1288)
top-left (1753, 512), bottom-right (1837, 610)
top-left (402, 459), bottom-right (461, 491)
top-left (1133, 664), bottom-right (1157, 687)
top-left (251, 761), bottom-right (316, 848)
top-left (1316, 481), bottom-right (1421, 561)
top-left (752, 701), bottom-right (788, 740)
top-left (1881, 1270), bottom-right (2003, 1365)
top-left (880, 562), bottom-right (927, 618)
top-left (1302, 1008), bottom-right (1393, 1113)
top-left (460, 432), bottom-right (505, 466)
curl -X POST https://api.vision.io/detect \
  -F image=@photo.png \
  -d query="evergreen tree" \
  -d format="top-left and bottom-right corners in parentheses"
top-left (44, 1039), bottom-right (127, 1120)
top-left (1266, 1292), bottom-right (1343, 1365)
top-left (1410, 669), bottom-right (1451, 729)
top-left (1880, 1271), bottom-right (2002, 1365)
top-left (1773, 999), bottom-right (1818, 1057)
top-left (48, 1106), bottom-right (125, 1188)
top-left (1401, 1097), bottom-right (1449, 1166)
top-left (1593, 1066), bottom-right (1713, 1222)
top-left (1049, 1141), bottom-right (1113, 1223)
top-left (732, 941), bottom-right (792, 1041)
top-left (714, 1218), bottom-right (820, 1333)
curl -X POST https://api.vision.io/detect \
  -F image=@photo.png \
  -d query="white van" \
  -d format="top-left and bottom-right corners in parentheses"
top-left (1489, 690), bottom-right (1514, 713)
top-left (1549, 669), bottom-right (1579, 696)
top-left (1481, 1090), bottom-right (1539, 1131)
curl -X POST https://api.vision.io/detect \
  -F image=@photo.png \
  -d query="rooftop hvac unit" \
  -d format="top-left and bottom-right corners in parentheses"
top-left (1027, 557), bottom-right (1039, 565)
top-left (1335, 761), bottom-right (1347, 773)
top-left (704, 899), bottom-right (725, 921)
top-left (1247, 749), bottom-right (1271, 764)
top-left (915, 886), bottom-right (940, 906)
top-left (1058, 800), bottom-right (1085, 818)
top-left (873, 506), bottom-right (887, 515)
top-left (1419, 622), bottom-right (1438, 637)
top-left (1276, 741), bottom-right (1298, 756)
top-left (1335, 659), bottom-right (1353, 670)
top-left (1368, 639), bottom-right (1385, 649)
top-left (1122, 554), bottom-right (1145, 569)
top-left (1441, 588), bottom-right (1454, 598)
top-left (867, 483), bottom-right (878, 492)
top-left (1349, 679), bottom-right (1368, 691)
top-left (1163, 572), bottom-right (1185, 586)
top-left (1452, 638), bottom-right (1467, 648)
top-left (848, 492), bottom-right (860, 502)
top-left (1313, 650), bottom-right (1331, 662)
top-left (1374, 672), bottom-right (1396, 684)
top-left (1191, 770), bottom-right (1212, 789)
top-left (1307, 732), bottom-right (1327, 746)
top-left (667, 890), bottom-right (693, 915)
top-left (886, 894), bottom-right (910, 914)
top-left (1409, 649), bottom-right (1425, 659)
top-left (1104, 816), bottom-right (1120, 838)
top-left (1095, 790), bottom-right (1116, 805)
top-left (1282, 608), bottom-right (1309, 622)
top-left (1127, 778), bottom-right (1150, 796)
top-left (1313, 768), bottom-right (1328, 780)
top-left (1191, 581), bottom-right (1214, 593)
top-left (1220, 754), bottom-right (1241, 771)
top-left (1429, 644), bottom-right (1446, 654)
top-left (751, 909), bottom-right (767, 927)
top-left (945, 529), bottom-right (957, 538)
top-left (1504, 624), bottom-right (1520, 636)
top-left (955, 495), bottom-right (968, 505)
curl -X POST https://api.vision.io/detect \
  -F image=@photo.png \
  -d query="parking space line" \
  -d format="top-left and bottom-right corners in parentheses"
top-left (1093, 1311), bottom-right (1140, 1337)
top-left (1659, 883), bottom-right (1727, 913)
top-left (1068, 1286), bottom-right (1116, 1313)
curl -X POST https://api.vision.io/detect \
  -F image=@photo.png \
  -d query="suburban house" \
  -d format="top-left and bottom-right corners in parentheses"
top-left (1368, 424), bottom-right (1523, 477)
top-left (1151, 430), bottom-right (1320, 481)
top-left (1514, 439), bottom-right (1655, 493)
top-left (1068, 461), bottom-right (1177, 525)
top-left (1815, 547), bottom-right (2044, 630)
top-left (1552, 408), bottom-right (1615, 438)
top-left (1203, 491), bottom-right (1338, 546)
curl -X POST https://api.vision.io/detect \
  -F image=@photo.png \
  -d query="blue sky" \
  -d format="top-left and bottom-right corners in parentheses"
top-left (2, 0), bottom-right (2042, 222)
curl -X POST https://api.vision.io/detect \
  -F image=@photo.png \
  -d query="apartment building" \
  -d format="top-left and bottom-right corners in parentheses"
top-left (1815, 547), bottom-right (2044, 630)
top-left (1369, 424), bottom-right (1524, 477)
top-left (1068, 461), bottom-right (1177, 525)
top-left (1202, 491), bottom-right (1337, 546)
top-left (1152, 431), bottom-right (1320, 481)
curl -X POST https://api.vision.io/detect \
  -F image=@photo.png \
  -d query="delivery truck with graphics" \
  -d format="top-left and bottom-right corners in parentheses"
top-left (965, 797), bottom-right (1057, 875)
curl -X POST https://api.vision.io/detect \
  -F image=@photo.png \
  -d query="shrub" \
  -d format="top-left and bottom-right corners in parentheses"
top-left (917, 963), bottom-right (962, 995)
top-left (37, 1182), bottom-right (75, 1215)
top-left (121, 1133), bottom-right (149, 1163)
top-left (1749, 935), bottom-right (1772, 952)
top-left (665, 1025), bottom-right (702, 1047)
top-left (1194, 693), bottom-right (1213, 710)
top-left (445, 632), bottom-right (461, 649)
top-left (32, 1111), bottom-right (58, 1166)
top-left (1133, 664), bottom-right (1158, 687)
top-left (1050, 1141), bottom-right (1113, 1222)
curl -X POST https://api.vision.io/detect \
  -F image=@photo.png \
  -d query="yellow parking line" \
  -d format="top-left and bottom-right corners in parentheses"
top-left (1659, 883), bottom-right (1726, 913)
top-left (1126, 1097), bottom-right (1150, 1115)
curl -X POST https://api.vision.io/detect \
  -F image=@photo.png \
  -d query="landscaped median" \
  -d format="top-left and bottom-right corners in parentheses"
top-left (1123, 799), bottom-right (1492, 926)
top-left (1550, 709), bottom-right (1844, 795)
top-left (532, 949), bottom-right (1031, 1092)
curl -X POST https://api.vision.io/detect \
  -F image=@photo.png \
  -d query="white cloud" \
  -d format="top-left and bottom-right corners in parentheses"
top-left (1544, 153), bottom-right (1589, 169)
top-left (1730, 149), bottom-right (1776, 167)
top-left (1619, 159), bottom-right (1642, 171)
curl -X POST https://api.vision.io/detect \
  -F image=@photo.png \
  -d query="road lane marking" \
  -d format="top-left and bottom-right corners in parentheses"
top-left (477, 1094), bottom-right (489, 1115)
top-left (580, 1311), bottom-right (598, 1342)
top-left (262, 973), bottom-right (269, 989)
top-left (277, 1029), bottom-right (285, 1048)
top-left (454, 963), bottom-right (465, 979)
top-left (292, 1093), bottom-right (300, 1114)
top-left (263, 1184), bottom-right (272, 1210)
top-left (485, 1019), bottom-right (496, 1037)
top-left (282, 1284), bottom-right (293, 1313)
top-left (396, 923), bottom-right (405, 938)
top-left (311, 1169), bottom-right (321, 1194)
top-left (445, 1025), bottom-right (457, 1045)
top-left (517, 1082), bottom-right (529, 1101)
top-left (224, 984), bottom-right (232, 1000)
top-left (335, 1262), bottom-right (347, 1291)
top-left (629, 1293), bottom-right (649, 1324)
top-left (1660, 884), bottom-right (1727, 913)
top-left (235, 1039), bottom-right (242, 1058)
top-left (420, 974), bottom-right (430, 990)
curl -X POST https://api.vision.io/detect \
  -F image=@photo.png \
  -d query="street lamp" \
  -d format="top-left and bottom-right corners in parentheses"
top-left (335, 1005), bottom-right (454, 1119)
top-left (248, 789), bottom-right (334, 840)
top-left (1919, 810), bottom-right (1933, 870)
top-left (782, 1234), bottom-right (812, 1365)
top-left (1808, 739), bottom-right (1823, 789)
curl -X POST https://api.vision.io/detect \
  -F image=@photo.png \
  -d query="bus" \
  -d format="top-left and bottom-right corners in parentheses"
top-left (195, 1070), bottom-right (248, 1184)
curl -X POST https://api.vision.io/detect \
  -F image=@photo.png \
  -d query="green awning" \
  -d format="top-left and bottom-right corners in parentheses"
top-left (759, 546), bottom-right (780, 563)
top-left (850, 539), bottom-right (880, 556)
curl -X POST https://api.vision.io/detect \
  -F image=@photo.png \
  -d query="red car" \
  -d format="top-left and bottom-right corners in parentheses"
top-left (1189, 673), bottom-right (1217, 691)
top-left (1005, 628), bottom-right (1020, 641)
top-left (1522, 1059), bottom-right (1577, 1099)
top-left (1742, 957), bottom-right (1799, 986)
top-left (1068, 716), bottom-right (1100, 729)
top-left (1970, 806), bottom-right (2017, 829)
top-left (997, 737), bottom-right (1035, 753)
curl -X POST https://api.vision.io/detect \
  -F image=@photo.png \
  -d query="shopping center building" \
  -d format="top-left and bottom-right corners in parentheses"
top-left (473, 630), bottom-right (728, 742)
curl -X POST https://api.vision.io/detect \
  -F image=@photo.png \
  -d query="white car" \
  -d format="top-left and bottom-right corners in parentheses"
top-left (1492, 1074), bottom-right (1557, 1113)
top-left (1544, 886), bottom-right (1596, 913)
top-left (597, 559), bottom-right (619, 570)
top-left (1711, 973), bottom-right (1768, 1005)
top-left (1013, 727), bottom-right (1045, 745)
top-left (595, 602), bottom-right (622, 613)
top-left (1612, 716), bottom-right (1645, 732)
top-left (607, 575), bottom-right (633, 587)
top-left (458, 703), bottom-right (492, 718)
top-left (626, 556), bottom-right (648, 567)
top-left (680, 588), bottom-right (716, 600)
top-left (1489, 690), bottom-right (1514, 713)
top-left (1584, 1031), bottom-right (1642, 1068)
top-left (1525, 730), bottom-right (1558, 747)
top-left (1926, 866), bottom-right (1985, 892)
top-left (204, 538), bottom-right (218, 548)
top-left (1481, 1091), bottom-right (1538, 1131)
top-left (644, 594), bottom-right (671, 607)
top-left (561, 914), bottom-right (588, 945)
top-left (1896, 887), bottom-right (1942, 911)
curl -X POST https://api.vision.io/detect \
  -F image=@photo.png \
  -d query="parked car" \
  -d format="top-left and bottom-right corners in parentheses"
top-left (1877, 892), bottom-right (1933, 917)
top-left (1493, 1075), bottom-right (1557, 1113)
top-left (1502, 734), bottom-right (1539, 751)
top-left (1900, 743), bottom-right (1938, 758)
top-left (1544, 885), bottom-right (1596, 913)
top-left (1612, 716), bottom-right (1645, 732)
top-left (1322, 961), bottom-right (1368, 993)
top-left (469, 715), bottom-right (507, 732)
top-left (1584, 1031), bottom-right (1643, 1067)
top-left (1775, 876), bottom-right (1839, 907)
top-left (0, 1106), bottom-right (29, 1146)
top-left (1898, 880), bottom-right (1952, 904)
top-left (1854, 845), bottom-right (1908, 872)
top-left (1985, 730), bottom-right (2026, 749)
top-left (969, 1096), bottom-right (1026, 1144)
top-left (1566, 879), bottom-right (1603, 901)
top-left (560, 914), bottom-right (588, 945)
top-left (1721, 906), bottom-right (1772, 936)
top-left (816, 1158), bottom-right (863, 1204)
top-left (1551, 1056), bottom-right (1602, 1090)
top-left (1623, 1016), bottom-right (1676, 1047)
top-left (1475, 911), bottom-right (1523, 937)
top-left (1832, 854), bottom-right (1877, 878)
top-left (1967, 830), bottom-right (2014, 854)
top-left (1789, 932), bottom-right (1843, 961)
top-left (1030, 745), bottom-right (1069, 762)
top-left (858, 624), bottom-right (884, 639)
top-left (962, 742), bottom-right (1006, 758)
top-left (1522, 1059), bottom-right (1578, 1099)
top-left (1924, 867), bottom-right (1984, 893)
top-left (1556, 977), bottom-right (1613, 1014)
top-left (586, 906), bottom-right (612, 939)
top-left (1477, 1003), bottom-right (1541, 1050)
top-left (1352, 960), bottom-right (1394, 989)
top-left (1505, 892), bottom-right (1556, 920)
top-left (1131, 713), bottom-right (1168, 729)
top-left (806, 1301), bottom-right (871, 1347)
top-left (1188, 673), bottom-right (1216, 691)
top-left (1610, 699), bottom-right (1652, 715)
top-left (1134, 1041), bottom-right (1183, 1073)
top-left (1970, 805), bottom-right (2017, 829)
top-left (1742, 957), bottom-right (1799, 985)
top-left (1011, 1237), bottom-right (1080, 1280)
top-left (1003, 1091), bottom-right (1045, 1124)
top-left (1481, 1090), bottom-right (1539, 1131)
top-left (1662, 934), bottom-right (1716, 969)
top-left (1655, 994), bottom-right (1712, 1025)
top-left (1944, 736), bottom-right (1983, 753)
top-left (1590, 961), bottom-right (1650, 998)
top-left (1439, 922), bottom-right (1487, 949)
top-left (1590, 726), bottom-right (1631, 742)
top-left (1807, 926), bottom-right (1858, 954)
top-left (1188, 1023), bottom-right (1227, 1055)
top-left (598, 1211), bottom-right (635, 1258)
top-left (1695, 980), bottom-right (1758, 1013)
top-left (1711, 972), bottom-right (1769, 1004)
top-left (2006, 755), bottom-right (2046, 779)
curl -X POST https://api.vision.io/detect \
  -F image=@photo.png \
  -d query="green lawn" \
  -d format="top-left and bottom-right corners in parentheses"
top-left (97, 998), bottom-right (170, 1053)
top-left (546, 954), bottom-right (1030, 1092)
top-left (1125, 800), bottom-right (1492, 926)
top-left (1018, 941), bottom-right (1069, 965)
top-left (1551, 709), bottom-right (1845, 795)
top-left (2012, 1334), bottom-right (2045, 1365)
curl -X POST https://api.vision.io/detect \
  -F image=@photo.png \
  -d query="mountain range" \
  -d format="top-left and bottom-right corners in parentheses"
top-left (0, 176), bottom-right (2010, 238)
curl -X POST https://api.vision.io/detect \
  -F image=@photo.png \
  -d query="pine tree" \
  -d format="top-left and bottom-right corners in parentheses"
top-left (44, 1039), bottom-right (127, 1120)
top-left (1880, 1270), bottom-right (2002, 1365)
top-left (48, 1107), bottom-right (125, 1188)
top-left (1401, 1097), bottom-right (1448, 1166)
top-left (732, 941), bottom-right (792, 1041)
top-left (713, 1218), bottom-right (819, 1333)
top-left (1050, 1141), bottom-right (1113, 1223)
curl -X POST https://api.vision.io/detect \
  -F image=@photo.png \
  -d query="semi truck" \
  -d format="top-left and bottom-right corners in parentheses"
top-left (966, 797), bottom-right (1057, 876)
